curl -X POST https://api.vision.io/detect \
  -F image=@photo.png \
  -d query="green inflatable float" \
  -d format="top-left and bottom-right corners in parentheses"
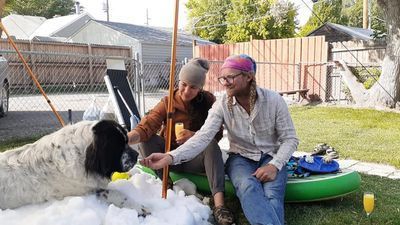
top-left (137, 166), bottom-right (361, 203)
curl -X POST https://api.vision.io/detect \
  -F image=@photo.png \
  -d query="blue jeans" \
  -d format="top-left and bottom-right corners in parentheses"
top-left (226, 153), bottom-right (287, 225)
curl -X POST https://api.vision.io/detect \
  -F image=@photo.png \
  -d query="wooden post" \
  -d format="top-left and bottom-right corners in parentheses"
top-left (363, 0), bottom-right (368, 29)
top-left (0, 22), bottom-right (65, 126)
top-left (162, 0), bottom-right (180, 199)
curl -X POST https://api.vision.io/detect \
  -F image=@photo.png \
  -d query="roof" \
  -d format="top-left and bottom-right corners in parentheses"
top-left (307, 22), bottom-right (374, 42)
top-left (30, 36), bottom-right (68, 42)
top-left (1, 14), bottom-right (46, 40)
top-left (30, 13), bottom-right (93, 39)
top-left (95, 20), bottom-right (213, 46)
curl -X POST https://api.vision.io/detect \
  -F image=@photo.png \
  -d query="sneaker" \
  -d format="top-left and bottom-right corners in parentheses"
top-left (213, 206), bottom-right (234, 225)
top-left (323, 147), bottom-right (339, 163)
top-left (311, 143), bottom-right (330, 156)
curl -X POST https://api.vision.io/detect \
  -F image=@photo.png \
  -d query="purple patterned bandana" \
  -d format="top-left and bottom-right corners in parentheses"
top-left (221, 54), bottom-right (257, 73)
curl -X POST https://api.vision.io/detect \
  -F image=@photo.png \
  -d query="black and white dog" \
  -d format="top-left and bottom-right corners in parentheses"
top-left (0, 120), bottom-right (140, 210)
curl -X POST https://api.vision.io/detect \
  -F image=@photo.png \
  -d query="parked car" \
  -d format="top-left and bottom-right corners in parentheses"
top-left (0, 56), bottom-right (9, 117)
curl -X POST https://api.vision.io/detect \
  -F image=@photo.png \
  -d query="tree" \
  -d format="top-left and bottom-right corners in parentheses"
top-left (338, 0), bottom-right (400, 108)
top-left (186, 0), bottom-right (230, 44)
top-left (224, 0), bottom-right (296, 43)
top-left (298, 0), bottom-right (348, 37)
top-left (186, 0), bottom-right (297, 44)
top-left (342, 0), bottom-right (386, 38)
top-left (4, 0), bottom-right (75, 18)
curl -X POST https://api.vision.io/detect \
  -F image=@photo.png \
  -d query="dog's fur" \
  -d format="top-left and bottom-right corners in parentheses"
top-left (0, 120), bottom-right (139, 210)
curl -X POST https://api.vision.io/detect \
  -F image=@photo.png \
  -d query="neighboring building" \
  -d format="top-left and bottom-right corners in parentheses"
top-left (30, 13), bottom-right (93, 41)
top-left (67, 20), bottom-right (213, 88)
top-left (1, 14), bottom-right (46, 39)
top-left (307, 22), bottom-right (374, 42)
top-left (1, 13), bottom-right (211, 62)
top-left (68, 20), bottom-right (212, 62)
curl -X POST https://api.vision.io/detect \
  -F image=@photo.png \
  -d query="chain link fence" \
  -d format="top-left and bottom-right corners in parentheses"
top-left (0, 50), bottom-right (137, 142)
top-left (139, 61), bottom-right (183, 115)
top-left (0, 48), bottom-right (382, 143)
top-left (326, 62), bottom-right (382, 104)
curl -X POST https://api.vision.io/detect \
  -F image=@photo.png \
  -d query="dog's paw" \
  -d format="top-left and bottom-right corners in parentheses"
top-left (96, 189), bottom-right (149, 216)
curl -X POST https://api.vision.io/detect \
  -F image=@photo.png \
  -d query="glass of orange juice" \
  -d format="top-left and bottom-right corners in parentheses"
top-left (175, 122), bottom-right (184, 139)
top-left (363, 192), bottom-right (375, 217)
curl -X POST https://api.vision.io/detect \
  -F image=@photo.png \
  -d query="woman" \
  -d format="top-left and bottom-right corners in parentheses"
top-left (128, 58), bottom-right (234, 225)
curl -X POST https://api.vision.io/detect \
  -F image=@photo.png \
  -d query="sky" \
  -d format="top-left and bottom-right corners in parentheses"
top-left (77, 0), bottom-right (314, 29)
top-left (0, 167), bottom-right (211, 225)
top-left (77, 0), bottom-right (190, 29)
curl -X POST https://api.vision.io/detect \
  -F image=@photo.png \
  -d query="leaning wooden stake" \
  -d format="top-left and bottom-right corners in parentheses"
top-left (0, 22), bottom-right (65, 127)
top-left (162, 0), bottom-right (180, 199)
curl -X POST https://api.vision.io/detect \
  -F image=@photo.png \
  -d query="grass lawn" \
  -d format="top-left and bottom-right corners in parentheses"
top-left (1, 106), bottom-right (399, 224)
top-left (290, 106), bottom-right (400, 168)
top-left (0, 136), bottom-right (41, 152)
top-left (226, 174), bottom-right (400, 225)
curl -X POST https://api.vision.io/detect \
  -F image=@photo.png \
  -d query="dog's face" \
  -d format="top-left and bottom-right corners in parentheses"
top-left (84, 120), bottom-right (139, 178)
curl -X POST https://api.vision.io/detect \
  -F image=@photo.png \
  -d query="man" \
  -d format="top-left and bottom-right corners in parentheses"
top-left (141, 54), bottom-right (299, 225)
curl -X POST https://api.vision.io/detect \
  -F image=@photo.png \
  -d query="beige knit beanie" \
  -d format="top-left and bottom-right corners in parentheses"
top-left (179, 58), bottom-right (209, 88)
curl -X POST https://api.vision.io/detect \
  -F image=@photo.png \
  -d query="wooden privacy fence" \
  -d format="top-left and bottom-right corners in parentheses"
top-left (0, 39), bottom-right (134, 88)
top-left (194, 36), bottom-right (329, 101)
top-left (330, 40), bottom-right (386, 67)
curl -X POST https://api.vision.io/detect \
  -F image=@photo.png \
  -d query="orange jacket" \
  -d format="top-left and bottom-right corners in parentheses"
top-left (134, 89), bottom-right (223, 149)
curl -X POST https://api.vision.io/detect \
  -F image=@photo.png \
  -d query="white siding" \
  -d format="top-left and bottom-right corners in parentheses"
top-left (69, 21), bottom-right (141, 57)
top-left (70, 21), bottom-right (193, 62)
top-left (142, 43), bottom-right (193, 62)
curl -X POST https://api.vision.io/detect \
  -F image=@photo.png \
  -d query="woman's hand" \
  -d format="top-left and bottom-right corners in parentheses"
top-left (127, 130), bottom-right (140, 145)
top-left (176, 129), bottom-right (195, 144)
top-left (140, 153), bottom-right (173, 170)
top-left (252, 164), bottom-right (278, 183)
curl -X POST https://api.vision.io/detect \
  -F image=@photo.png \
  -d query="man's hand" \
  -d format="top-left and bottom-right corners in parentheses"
top-left (252, 164), bottom-right (278, 183)
top-left (176, 129), bottom-right (195, 145)
top-left (140, 153), bottom-right (173, 170)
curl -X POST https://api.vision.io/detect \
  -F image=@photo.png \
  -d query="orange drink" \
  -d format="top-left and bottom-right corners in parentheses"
top-left (175, 122), bottom-right (184, 139)
top-left (363, 192), bottom-right (375, 216)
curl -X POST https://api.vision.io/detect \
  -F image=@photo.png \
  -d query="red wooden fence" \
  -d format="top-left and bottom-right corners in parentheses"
top-left (194, 36), bottom-right (328, 101)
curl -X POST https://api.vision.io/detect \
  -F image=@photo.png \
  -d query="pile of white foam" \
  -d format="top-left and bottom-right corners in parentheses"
top-left (0, 167), bottom-right (211, 225)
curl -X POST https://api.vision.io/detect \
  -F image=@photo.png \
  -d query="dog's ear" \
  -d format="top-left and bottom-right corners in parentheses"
top-left (85, 120), bottom-right (128, 178)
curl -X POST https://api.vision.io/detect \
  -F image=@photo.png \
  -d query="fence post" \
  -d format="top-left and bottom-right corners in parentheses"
top-left (192, 40), bottom-right (197, 58)
top-left (88, 44), bottom-right (94, 86)
top-left (296, 63), bottom-right (301, 102)
top-left (28, 40), bottom-right (36, 93)
top-left (134, 52), bottom-right (144, 116)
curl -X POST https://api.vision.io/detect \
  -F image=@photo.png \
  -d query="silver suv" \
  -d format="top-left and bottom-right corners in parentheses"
top-left (0, 56), bottom-right (9, 117)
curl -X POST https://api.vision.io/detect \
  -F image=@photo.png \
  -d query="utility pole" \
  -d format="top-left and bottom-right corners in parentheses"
top-left (145, 8), bottom-right (151, 26)
top-left (103, 0), bottom-right (110, 22)
top-left (363, 0), bottom-right (368, 29)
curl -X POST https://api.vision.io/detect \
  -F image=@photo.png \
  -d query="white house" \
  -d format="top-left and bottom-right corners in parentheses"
top-left (1, 13), bottom-right (212, 62)
top-left (68, 20), bottom-right (212, 62)
top-left (1, 14), bottom-right (46, 39)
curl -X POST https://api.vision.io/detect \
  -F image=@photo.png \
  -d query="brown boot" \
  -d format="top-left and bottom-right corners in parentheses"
top-left (213, 206), bottom-right (234, 225)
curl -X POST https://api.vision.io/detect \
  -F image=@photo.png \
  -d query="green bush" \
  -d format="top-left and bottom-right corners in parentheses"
top-left (350, 66), bottom-right (381, 89)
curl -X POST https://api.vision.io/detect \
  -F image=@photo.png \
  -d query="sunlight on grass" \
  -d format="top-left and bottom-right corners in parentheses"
top-left (290, 106), bottom-right (400, 168)
top-left (226, 174), bottom-right (400, 225)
